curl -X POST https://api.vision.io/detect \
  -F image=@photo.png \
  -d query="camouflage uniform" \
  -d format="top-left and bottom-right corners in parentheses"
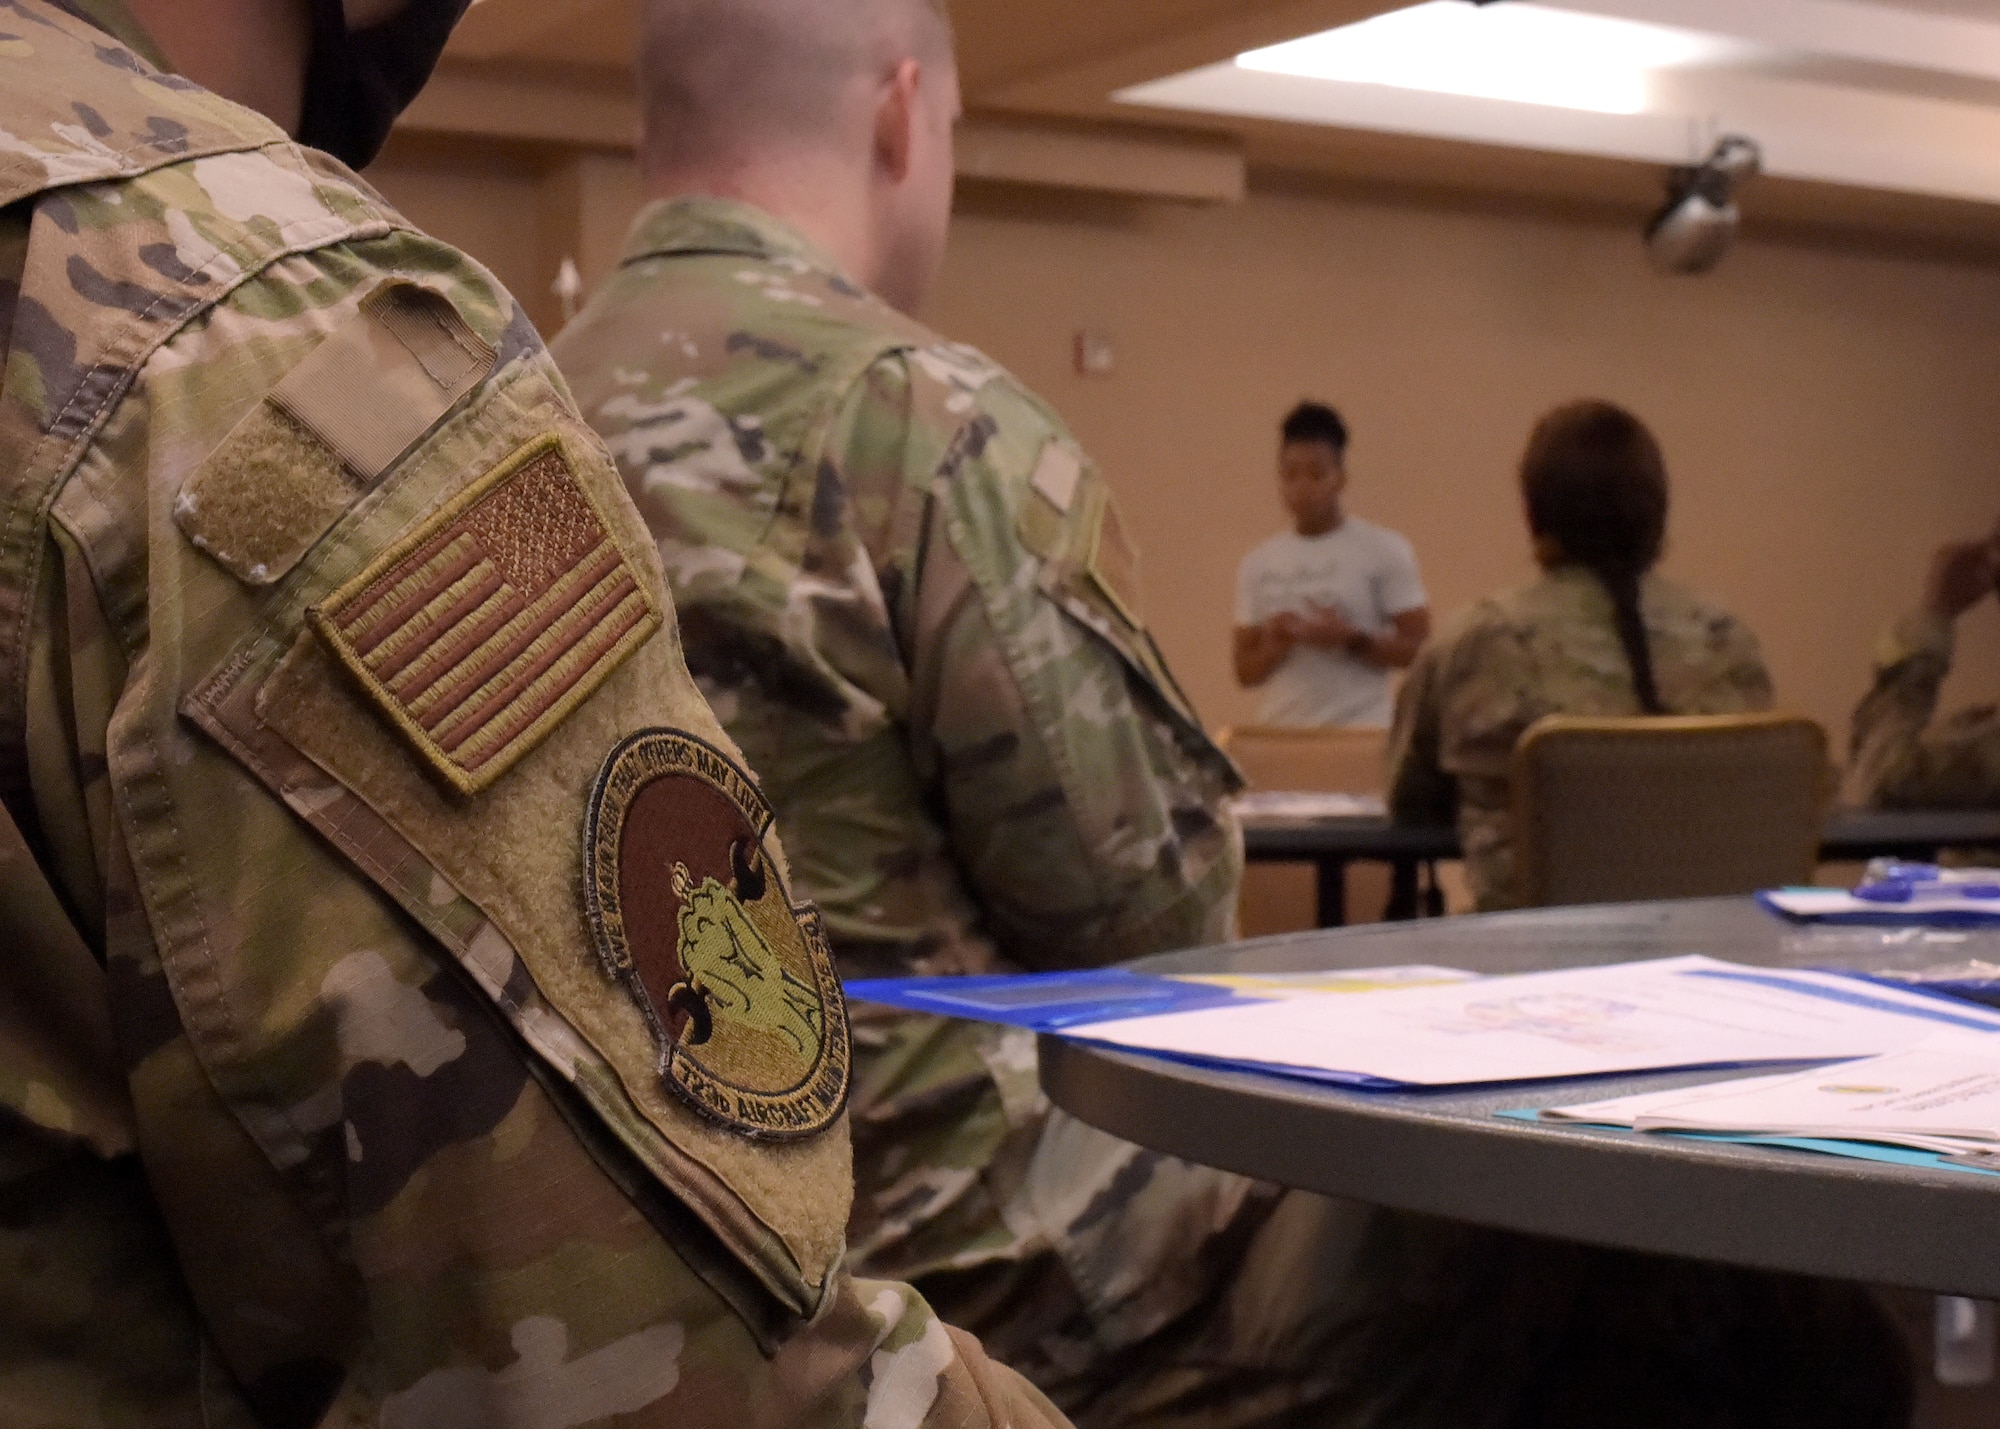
top-left (1388, 566), bottom-right (1773, 910)
top-left (556, 198), bottom-right (1380, 1428)
top-left (0, 5), bottom-right (1072, 1426)
top-left (1847, 610), bottom-right (2000, 808)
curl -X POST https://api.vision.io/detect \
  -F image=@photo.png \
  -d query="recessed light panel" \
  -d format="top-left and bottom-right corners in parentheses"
top-left (1237, 1), bottom-right (1734, 115)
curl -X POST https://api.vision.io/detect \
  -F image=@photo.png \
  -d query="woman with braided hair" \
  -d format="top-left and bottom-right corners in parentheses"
top-left (1370, 405), bottom-right (1910, 1429)
top-left (1388, 399), bottom-right (1775, 911)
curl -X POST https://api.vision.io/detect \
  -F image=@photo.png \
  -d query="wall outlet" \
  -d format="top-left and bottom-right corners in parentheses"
top-left (1073, 330), bottom-right (1116, 377)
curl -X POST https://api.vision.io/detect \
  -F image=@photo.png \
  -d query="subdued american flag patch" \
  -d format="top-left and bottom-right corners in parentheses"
top-left (309, 433), bottom-right (663, 795)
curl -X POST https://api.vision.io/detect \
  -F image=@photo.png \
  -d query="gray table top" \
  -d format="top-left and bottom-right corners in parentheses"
top-left (1240, 806), bottom-right (2000, 863)
top-left (1039, 898), bottom-right (2000, 1295)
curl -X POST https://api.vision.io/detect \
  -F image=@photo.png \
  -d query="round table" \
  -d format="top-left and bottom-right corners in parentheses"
top-left (1039, 899), bottom-right (2000, 1296)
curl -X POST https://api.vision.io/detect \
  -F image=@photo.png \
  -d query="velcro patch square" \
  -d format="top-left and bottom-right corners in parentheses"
top-left (308, 433), bottom-right (664, 796)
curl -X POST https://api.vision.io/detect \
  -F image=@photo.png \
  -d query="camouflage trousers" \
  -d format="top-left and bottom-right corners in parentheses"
top-left (843, 1007), bottom-right (1379, 1429)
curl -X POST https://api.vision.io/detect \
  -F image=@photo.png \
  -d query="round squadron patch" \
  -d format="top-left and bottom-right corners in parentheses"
top-left (584, 730), bottom-right (850, 1139)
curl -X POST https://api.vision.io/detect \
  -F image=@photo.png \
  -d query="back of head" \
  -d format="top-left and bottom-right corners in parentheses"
top-left (1520, 401), bottom-right (1671, 713)
top-left (640, 0), bottom-right (952, 176)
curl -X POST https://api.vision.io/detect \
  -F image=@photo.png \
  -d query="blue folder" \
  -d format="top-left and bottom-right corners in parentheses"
top-left (844, 969), bottom-right (1414, 1088)
top-left (843, 968), bottom-right (1253, 1031)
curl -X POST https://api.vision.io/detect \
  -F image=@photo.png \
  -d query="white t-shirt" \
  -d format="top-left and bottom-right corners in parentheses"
top-left (1235, 518), bottom-right (1429, 728)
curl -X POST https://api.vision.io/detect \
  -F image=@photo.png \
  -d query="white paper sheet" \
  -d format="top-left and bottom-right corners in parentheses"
top-left (1626, 1036), bottom-right (2000, 1143)
top-left (1541, 1073), bottom-right (1804, 1128)
top-left (1541, 1074), bottom-right (1994, 1156)
top-left (1078, 955), bottom-right (2000, 1088)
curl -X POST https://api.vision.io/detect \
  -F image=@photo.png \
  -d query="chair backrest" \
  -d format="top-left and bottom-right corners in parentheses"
top-left (1511, 713), bottom-right (1830, 908)
top-left (1216, 725), bottom-right (1387, 794)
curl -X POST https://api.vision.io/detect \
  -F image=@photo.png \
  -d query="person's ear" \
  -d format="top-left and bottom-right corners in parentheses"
top-left (874, 58), bottom-right (923, 183)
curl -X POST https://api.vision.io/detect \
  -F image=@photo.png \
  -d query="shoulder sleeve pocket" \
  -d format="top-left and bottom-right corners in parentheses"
top-left (175, 281), bottom-right (496, 588)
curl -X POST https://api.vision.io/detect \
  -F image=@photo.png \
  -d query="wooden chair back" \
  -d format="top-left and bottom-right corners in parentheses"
top-left (1218, 725), bottom-right (1390, 930)
top-left (1511, 713), bottom-right (1830, 908)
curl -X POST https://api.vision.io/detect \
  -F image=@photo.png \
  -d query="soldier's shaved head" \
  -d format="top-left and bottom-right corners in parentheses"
top-left (636, 0), bottom-right (961, 315)
top-left (640, 0), bottom-right (953, 175)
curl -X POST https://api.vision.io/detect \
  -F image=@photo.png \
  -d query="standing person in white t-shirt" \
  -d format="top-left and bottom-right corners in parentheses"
top-left (1235, 402), bottom-right (1433, 726)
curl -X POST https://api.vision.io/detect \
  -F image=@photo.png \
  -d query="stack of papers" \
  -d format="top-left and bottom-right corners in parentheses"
top-left (850, 954), bottom-right (2000, 1181)
top-left (848, 955), bottom-right (2000, 1091)
top-left (1542, 1035), bottom-right (2000, 1170)
top-left (1079, 956), bottom-right (2000, 1088)
top-left (1231, 791), bottom-right (1387, 821)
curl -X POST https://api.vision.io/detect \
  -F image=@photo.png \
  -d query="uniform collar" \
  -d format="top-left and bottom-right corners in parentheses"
top-left (1537, 564), bottom-right (1661, 603)
top-left (1543, 563), bottom-right (1644, 587)
top-left (46, 0), bottom-right (173, 71)
top-left (619, 196), bottom-right (857, 285)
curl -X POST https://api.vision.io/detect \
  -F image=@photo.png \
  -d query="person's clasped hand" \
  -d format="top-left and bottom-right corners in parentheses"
top-left (1294, 604), bottom-right (1366, 652)
top-left (1925, 525), bottom-right (2000, 622)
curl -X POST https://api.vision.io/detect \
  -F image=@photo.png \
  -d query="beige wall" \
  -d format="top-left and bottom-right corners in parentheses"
top-left (931, 182), bottom-right (2000, 745)
top-left (372, 140), bottom-right (2000, 750)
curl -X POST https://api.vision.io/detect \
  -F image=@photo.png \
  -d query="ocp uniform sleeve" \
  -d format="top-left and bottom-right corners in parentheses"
top-left (837, 351), bottom-right (1245, 970)
top-left (1687, 609), bottom-right (1776, 715)
top-left (13, 209), bottom-right (1071, 1429)
top-left (1387, 636), bottom-right (1457, 824)
top-left (1848, 612), bottom-right (2000, 808)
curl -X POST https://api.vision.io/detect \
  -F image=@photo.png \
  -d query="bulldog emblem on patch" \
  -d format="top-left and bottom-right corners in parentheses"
top-left (584, 730), bottom-right (850, 1138)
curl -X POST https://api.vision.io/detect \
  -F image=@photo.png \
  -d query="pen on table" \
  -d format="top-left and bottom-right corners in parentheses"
top-left (1853, 881), bottom-right (2000, 904)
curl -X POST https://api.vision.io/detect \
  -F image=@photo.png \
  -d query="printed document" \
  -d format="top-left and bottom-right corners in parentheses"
top-left (1545, 1036), bottom-right (2000, 1149)
top-left (1077, 955), bottom-right (2000, 1087)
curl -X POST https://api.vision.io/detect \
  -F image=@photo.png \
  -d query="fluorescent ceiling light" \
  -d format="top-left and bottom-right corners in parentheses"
top-left (1237, 1), bottom-right (1731, 116)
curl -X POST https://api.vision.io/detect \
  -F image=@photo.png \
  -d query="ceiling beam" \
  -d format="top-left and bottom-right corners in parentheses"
top-left (959, 0), bottom-right (1307, 100)
top-left (980, 0), bottom-right (1401, 110)
top-left (398, 66), bottom-right (1246, 205)
top-left (958, 118), bottom-right (1246, 203)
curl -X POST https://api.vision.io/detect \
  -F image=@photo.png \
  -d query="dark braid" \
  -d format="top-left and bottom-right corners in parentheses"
top-left (1598, 567), bottom-right (1665, 715)
top-left (1520, 402), bottom-right (1671, 715)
